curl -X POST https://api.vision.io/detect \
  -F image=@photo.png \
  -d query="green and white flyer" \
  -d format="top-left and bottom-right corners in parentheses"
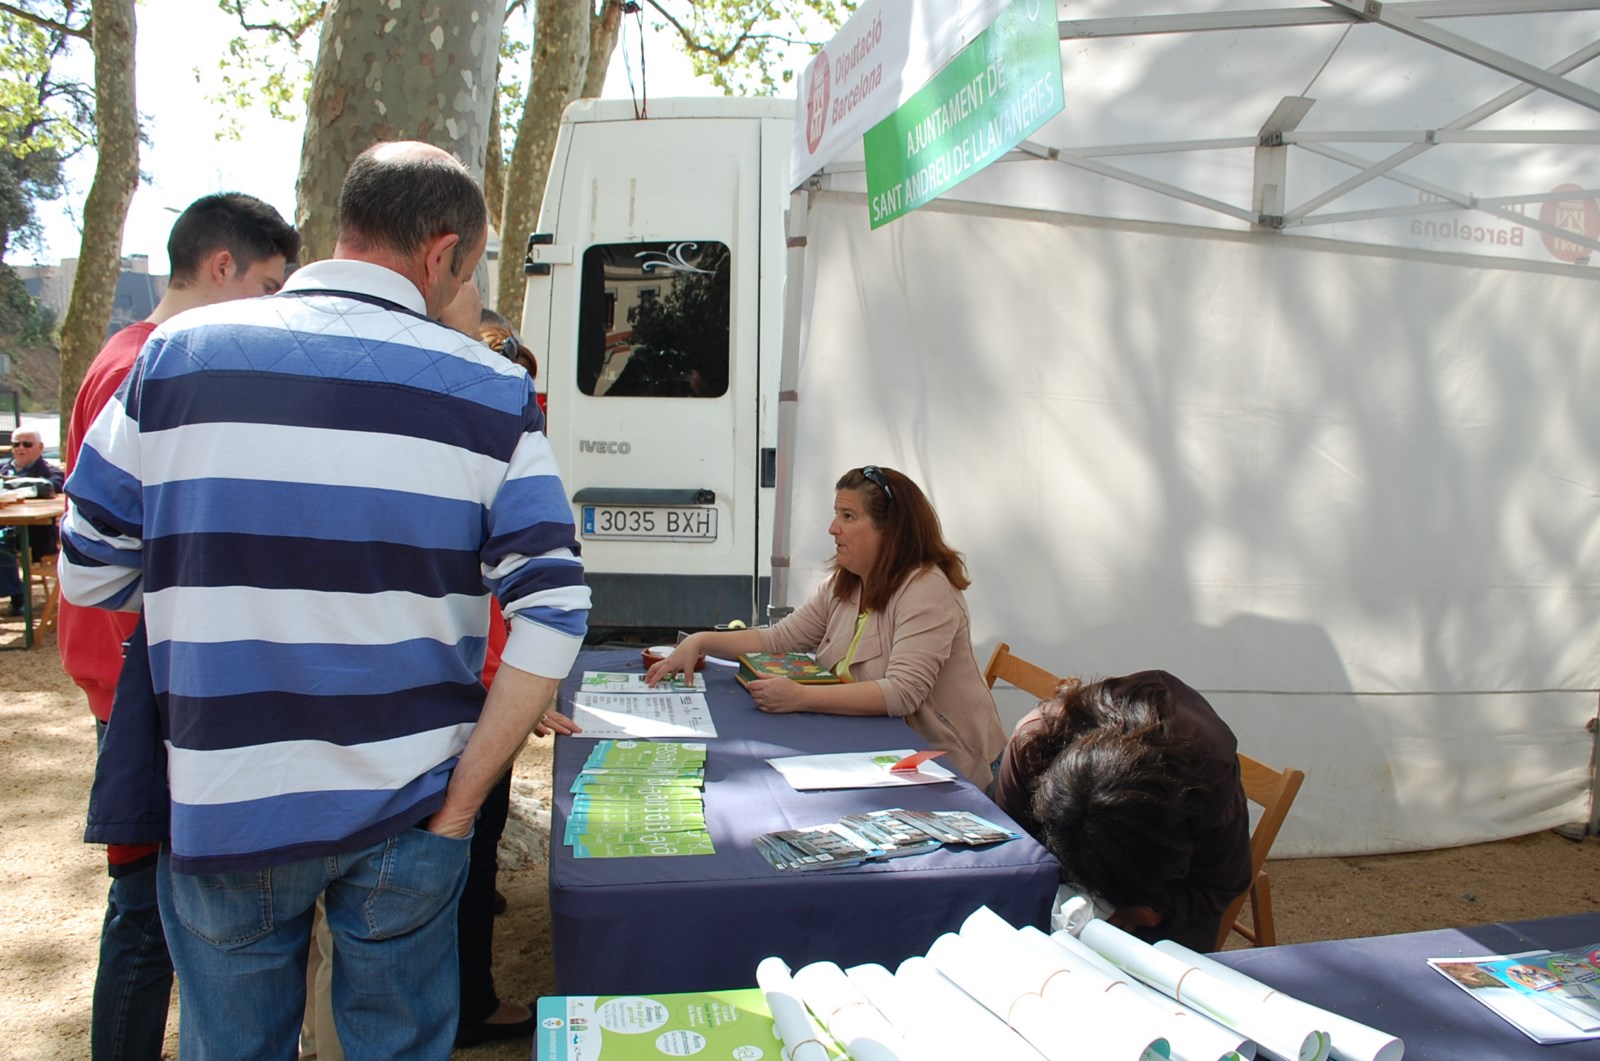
top-left (536, 989), bottom-right (782, 1060)
top-left (564, 740), bottom-right (715, 858)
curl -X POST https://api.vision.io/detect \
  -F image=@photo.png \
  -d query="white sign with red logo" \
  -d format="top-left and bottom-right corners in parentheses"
top-left (1539, 184), bottom-right (1600, 264)
top-left (790, 0), bottom-right (1014, 191)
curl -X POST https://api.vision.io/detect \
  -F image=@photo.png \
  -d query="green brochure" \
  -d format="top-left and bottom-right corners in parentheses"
top-left (536, 989), bottom-right (780, 1060)
top-left (570, 835), bottom-right (717, 858)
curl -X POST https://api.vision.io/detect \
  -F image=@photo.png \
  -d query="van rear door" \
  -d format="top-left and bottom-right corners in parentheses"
top-left (532, 104), bottom-right (772, 630)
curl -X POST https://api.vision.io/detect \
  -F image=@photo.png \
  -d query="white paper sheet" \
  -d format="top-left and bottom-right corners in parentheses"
top-left (791, 960), bottom-right (918, 1060)
top-left (1154, 941), bottom-right (1403, 1061)
top-left (577, 671), bottom-right (661, 693)
top-left (766, 749), bottom-right (956, 790)
top-left (1080, 920), bottom-right (1327, 1061)
top-left (568, 690), bottom-right (718, 739)
top-left (756, 956), bottom-right (834, 1061)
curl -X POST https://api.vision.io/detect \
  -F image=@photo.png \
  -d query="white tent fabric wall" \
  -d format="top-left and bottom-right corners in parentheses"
top-left (784, 189), bottom-right (1600, 857)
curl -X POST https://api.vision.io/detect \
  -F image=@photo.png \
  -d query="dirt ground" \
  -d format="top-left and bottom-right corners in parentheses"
top-left (4, 610), bottom-right (1599, 1060)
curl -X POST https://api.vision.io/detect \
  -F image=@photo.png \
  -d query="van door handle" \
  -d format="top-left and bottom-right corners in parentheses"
top-left (573, 488), bottom-right (716, 505)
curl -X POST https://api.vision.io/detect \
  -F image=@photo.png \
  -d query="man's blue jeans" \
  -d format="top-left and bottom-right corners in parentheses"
top-left (157, 826), bottom-right (471, 1061)
top-left (93, 860), bottom-right (174, 1060)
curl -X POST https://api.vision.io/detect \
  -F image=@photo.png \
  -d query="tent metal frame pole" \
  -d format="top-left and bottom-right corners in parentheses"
top-left (1282, 36), bottom-right (1600, 223)
top-left (1060, 0), bottom-right (1600, 41)
top-left (1292, 140), bottom-right (1600, 251)
top-left (1048, 5), bottom-right (1600, 246)
top-left (1334, 0), bottom-right (1600, 113)
top-left (1047, 153), bottom-right (1263, 225)
top-left (1288, 129), bottom-right (1600, 144)
top-left (767, 185), bottom-right (813, 620)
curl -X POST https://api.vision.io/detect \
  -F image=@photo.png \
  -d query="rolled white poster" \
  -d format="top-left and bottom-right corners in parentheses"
top-left (928, 911), bottom-right (1171, 1060)
top-left (892, 956), bottom-right (1048, 1061)
top-left (790, 959), bottom-right (917, 1061)
top-left (1080, 920), bottom-right (1327, 1061)
top-left (1034, 929), bottom-right (1257, 1061)
top-left (846, 962), bottom-right (1001, 1061)
top-left (756, 956), bottom-right (835, 1061)
top-left (1153, 941), bottom-right (1403, 1061)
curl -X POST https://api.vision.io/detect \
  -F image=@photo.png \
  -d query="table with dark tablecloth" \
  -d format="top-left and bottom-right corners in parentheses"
top-left (1214, 910), bottom-right (1600, 1059)
top-left (548, 648), bottom-right (1060, 994)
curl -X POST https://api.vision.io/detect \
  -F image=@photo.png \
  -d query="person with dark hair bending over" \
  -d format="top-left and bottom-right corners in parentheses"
top-left (648, 465), bottom-right (1007, 789)
top-left (992, 671), bottom-right (1253, 951)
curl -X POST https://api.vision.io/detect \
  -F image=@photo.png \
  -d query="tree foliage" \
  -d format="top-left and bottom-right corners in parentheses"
top-left (210, 0), bottom-right (849, 323)
top-left (637, 0), bottom-right (852, 96)
top-left (0, 1), bottom-right (95, 259)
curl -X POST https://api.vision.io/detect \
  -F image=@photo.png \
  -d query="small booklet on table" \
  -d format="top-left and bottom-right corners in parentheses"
top-left (754, 808), bottom-right (1018, 872)
top-left (1429, 940), bottom-right (1600, 1043)
top-left (736, 651), bottom-right (844, 687)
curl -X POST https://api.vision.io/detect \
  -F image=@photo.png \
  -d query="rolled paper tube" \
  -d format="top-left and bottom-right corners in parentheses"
top-left (1081, 920), bottom-right (1325, 1061)
top-left (756, 956), bottom-right (834, 1061)
top-left (892, 956), bottom-right (1047, 1061)
top-left (791, 960), bottom-right (916, 1061)
top-left (925, 932), bottom-right (1030, 1020)
top-left (932, 915), bottom-right (1171, 1060)
top-left (847, 963), bottom-right (984, 1061)
top-left (1032, 929), bottom-right (1257, 1061)
top-left (1154, 941), bottom-right (1403, 1061)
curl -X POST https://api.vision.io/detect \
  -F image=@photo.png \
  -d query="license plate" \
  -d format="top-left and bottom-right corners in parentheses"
top-left (581, 505), bottom-right (718, 541)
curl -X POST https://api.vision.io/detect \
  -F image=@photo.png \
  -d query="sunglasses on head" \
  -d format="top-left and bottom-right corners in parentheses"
top-left (861, 465), bottom-right (893, 500)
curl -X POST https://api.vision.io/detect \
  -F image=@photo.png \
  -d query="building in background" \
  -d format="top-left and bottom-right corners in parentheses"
top-left (16, 255), bottom-right (167, 338)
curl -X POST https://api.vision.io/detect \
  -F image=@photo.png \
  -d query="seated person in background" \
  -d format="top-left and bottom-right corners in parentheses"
top-left (1, 429), bottom-right (64, 615)
top-left (480, 306), bottom-right (539, 377)
top-left (649, 465), bottom-right (1007, 789)
top-left (993, 670), bottom-right (1252, 951)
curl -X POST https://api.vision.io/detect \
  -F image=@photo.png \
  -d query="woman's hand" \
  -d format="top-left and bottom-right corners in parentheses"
top-left (746, 677), bottom-right (811, 713)
top-left (646, 637), bottom-right (703, 687)
top-left (1108, 905), bottom-right (1164, 932)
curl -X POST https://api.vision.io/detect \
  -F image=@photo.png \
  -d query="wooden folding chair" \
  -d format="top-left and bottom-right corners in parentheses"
top-left (981, 642), bottom-right (1064, 702)
top-left (1215, 753), bottom-right (1305, 949)
top-left (29, 553), bottom-right (59, 637)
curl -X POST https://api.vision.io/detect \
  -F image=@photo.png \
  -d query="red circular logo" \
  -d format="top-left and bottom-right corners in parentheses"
top-left (1539, 183), bottom-right (1599, 263)
top-left (805, 49), bottom-right (831, 155)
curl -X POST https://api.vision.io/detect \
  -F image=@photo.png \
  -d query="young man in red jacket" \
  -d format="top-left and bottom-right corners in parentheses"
top-left (62, 192), bottom-right (299, 1060)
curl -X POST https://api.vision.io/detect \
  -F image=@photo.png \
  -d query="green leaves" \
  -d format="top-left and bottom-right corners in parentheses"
top-left (205, 0), bottom-right (324, 135)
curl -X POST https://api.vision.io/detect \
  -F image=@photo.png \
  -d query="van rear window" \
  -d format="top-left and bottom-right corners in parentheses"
top-left (577, 240), bottom-right (730, 398)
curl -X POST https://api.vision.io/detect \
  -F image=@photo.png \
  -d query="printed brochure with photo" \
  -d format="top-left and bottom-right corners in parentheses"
top-left (1429, 941), bottom-right (1600, 1043)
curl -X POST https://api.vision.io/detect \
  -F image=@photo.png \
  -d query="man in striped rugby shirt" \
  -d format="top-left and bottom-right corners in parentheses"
top-left (61, 141), bottom-right (589, 1060)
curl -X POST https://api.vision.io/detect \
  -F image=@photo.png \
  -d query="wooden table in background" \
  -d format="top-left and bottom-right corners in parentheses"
top-left (0, 495), bottom-right (66, 650)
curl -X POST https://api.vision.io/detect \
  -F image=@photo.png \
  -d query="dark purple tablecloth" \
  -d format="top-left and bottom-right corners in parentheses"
top-left (548, 649), bottom-right (1060, 994)
top-left (1214, 910), bottom-right (1600, 1059)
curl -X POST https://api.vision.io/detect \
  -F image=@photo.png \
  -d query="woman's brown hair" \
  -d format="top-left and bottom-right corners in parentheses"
top-left (830, 466), bottom-right (970, 612)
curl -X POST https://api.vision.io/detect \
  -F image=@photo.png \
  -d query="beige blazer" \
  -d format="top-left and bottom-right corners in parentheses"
top-left (758, 567), bottom-right (1007, 788)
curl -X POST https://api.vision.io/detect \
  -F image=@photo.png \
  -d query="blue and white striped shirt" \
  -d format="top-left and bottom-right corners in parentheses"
top-left (60, 259), bottom-right (590, 873)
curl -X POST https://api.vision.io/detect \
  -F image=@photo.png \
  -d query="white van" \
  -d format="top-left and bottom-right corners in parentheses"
top-left (520, 98), bottom-right (793, 632)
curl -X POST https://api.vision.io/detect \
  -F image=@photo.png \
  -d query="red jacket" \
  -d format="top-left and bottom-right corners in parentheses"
top-left (59, 322), bottom-right (152, 722)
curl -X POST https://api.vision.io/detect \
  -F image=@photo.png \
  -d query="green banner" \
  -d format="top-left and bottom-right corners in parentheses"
top-left (863, 1), bottom-right (1063, 229)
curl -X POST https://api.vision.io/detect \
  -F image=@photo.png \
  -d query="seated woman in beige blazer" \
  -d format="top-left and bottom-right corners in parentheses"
top-left (647, 465), bottom-right (1007, 789)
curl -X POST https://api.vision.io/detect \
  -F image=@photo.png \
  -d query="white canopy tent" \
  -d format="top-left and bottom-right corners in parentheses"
top-left (775, 0), bottom-right (1600, 856)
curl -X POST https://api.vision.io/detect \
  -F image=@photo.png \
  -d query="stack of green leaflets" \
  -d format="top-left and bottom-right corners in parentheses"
top-left (564, 740), bottom-right (715, 858)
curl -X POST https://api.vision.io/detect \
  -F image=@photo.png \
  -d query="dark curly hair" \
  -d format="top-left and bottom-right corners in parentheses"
top-left (1021, 674), bottom-right (1214, 912)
